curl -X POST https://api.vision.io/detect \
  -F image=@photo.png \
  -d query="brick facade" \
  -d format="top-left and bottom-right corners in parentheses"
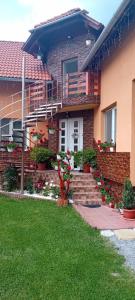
top-left (94, 141), bottom-right (130, 200)
top-left (46, 33), bottom-right (95, 83)
top-left (96, 150), bottom-right (130, 184)
top-left (48, 109), bottom-right (94, 153)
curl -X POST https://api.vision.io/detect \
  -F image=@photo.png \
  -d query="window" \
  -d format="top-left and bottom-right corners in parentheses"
top-left (105, 107), bottom-right (117, 143)
top-left (0, 119), bottom-right (22, 143)
top-left (63, 58), bottom-right (78, 97)
top-left (63, 58), bottom-right (78, 75)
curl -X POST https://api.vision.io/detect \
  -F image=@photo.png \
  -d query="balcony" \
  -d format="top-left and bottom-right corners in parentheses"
top-left (28, 71), bottom-right (100, 115)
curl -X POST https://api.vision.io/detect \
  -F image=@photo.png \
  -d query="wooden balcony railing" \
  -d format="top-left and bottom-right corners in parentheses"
top-left (28, 71), bottom-right (100, 112)
top-left (63, 71), bottom-right (100, 98)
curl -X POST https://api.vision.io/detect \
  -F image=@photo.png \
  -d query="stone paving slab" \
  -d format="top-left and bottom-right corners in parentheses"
top-left (74, 204), bottom-right (135, 230)
top-left (114, 229), bottom-right (135, 240)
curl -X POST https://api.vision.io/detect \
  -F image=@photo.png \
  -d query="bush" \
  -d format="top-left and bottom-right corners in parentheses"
top-left (123, 179), bottom-right (135, 209)
top-left (4, 165), bottom-right (18, 191)
top-left (30, 147), bottom-right (53, 163)
top-left (83, 148), bottom-right (96, 165)
top-left (25, 177), bottom-right (34, 194)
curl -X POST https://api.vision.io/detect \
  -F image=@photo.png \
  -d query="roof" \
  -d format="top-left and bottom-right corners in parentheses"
top-left (81, 0), bottom-right (133, 71)
top-left (33, 8), bottom-right (103, 31)
top-left (23, 8), bottom-right (104, 55)
top-left (0, 41), bottom-right (50, 81)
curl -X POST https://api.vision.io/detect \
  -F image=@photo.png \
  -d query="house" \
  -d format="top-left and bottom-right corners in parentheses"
top-left (22, 8), bottom-right (103, 154)
top-left (81, 0), bottom-right (135, 189)
top-left (0, 41), bottom-right (50, 144)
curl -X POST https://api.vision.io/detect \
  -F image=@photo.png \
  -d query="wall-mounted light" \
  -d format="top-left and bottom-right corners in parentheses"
top-left (86, 30), bottom-right (95, 47)
top-left (37, 46), bottom-right (43, 60)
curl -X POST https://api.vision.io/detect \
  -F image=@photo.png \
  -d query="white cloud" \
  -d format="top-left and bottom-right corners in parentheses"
top-left (0, 0), bottom-right (82, 41)
top-left (18, 0), bottom-right (82, 29)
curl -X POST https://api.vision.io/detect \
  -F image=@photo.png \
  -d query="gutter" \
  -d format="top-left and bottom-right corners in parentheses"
top-left (81, 0), bottom-right (132, 71)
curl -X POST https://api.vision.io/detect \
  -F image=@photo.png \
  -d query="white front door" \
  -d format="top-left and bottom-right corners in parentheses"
top-left (59, 118), bottom-right (83, 168)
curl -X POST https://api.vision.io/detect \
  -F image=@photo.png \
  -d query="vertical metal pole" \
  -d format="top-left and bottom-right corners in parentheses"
top-left (21, 56), bottom-right (25, 194)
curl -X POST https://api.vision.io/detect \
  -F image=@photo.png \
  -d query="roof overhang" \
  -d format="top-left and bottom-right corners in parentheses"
top-left (23, 10), bottom-right (103, 55)
top-left (81, 0), bottom-right (133, 71)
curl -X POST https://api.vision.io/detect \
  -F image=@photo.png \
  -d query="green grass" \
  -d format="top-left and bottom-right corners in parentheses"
top-left (0, 196), bottom-right (135, 300)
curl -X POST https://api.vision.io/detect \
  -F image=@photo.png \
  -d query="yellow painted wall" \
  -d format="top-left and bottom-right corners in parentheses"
top-left (94, 28), bottom-right (135, 153)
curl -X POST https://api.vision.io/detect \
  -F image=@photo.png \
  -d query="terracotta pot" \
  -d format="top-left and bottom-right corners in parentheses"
top-left (83, 164), bottom-right (90, 173)
top-left (123, 209), bottom-right (135, 219)
top-left (37, 162), bottom-right (46, 171)
top-left (57, 198), bottom-right (68, 207)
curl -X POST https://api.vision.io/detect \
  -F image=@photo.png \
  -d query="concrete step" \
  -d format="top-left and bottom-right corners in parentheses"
top-left (71, 185), bottom-right (97, 192)
top-left (73, 191), bottom-right (101, 201)
top-left (74, 199), bottom-right (102, 205)
top-left (71, 179), bottom-right (96, 186)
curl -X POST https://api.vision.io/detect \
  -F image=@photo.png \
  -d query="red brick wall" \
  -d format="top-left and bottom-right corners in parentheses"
top-left (94, 141), bottom-right (130, 200)
top-left (48, 109), bottom-right (94, 153)
top-left (96, 151), bottom-right (130, 184)
top-left (0, 151), bottom-right (31, 172)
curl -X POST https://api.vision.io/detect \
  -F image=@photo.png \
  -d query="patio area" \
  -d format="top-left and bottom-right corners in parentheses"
top-left (74, 204), bottom-right (135, 230)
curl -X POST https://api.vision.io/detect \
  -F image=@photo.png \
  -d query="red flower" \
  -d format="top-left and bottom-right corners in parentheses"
top-left (97, 140), bottom-right (101, 145)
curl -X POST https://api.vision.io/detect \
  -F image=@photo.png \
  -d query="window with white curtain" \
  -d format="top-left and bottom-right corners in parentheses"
top-left (0, 119), bottom-right (22, 142)
top-left (105, 107), bottom-right (117, 143)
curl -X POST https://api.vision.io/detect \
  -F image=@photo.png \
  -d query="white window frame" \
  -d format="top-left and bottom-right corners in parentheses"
top-left (105, 107), bottom-right (117, 143)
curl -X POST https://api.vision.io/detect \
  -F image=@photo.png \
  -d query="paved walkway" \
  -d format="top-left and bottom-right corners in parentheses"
top-left (74, 204), bottom-right (135, 230)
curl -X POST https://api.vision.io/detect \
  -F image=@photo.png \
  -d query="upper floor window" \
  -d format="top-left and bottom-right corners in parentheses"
top-left (63, 58), bottom-right (78, 97)
top-left (105, 107), bottom-right (117, 143)
top-left (63, 58), bottom-right (78, 75)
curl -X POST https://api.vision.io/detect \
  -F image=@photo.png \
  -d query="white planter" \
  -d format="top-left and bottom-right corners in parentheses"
top-left (97, 182), bottom-right (101, 186)
top-left (7, 147), bottom-right (14, 152)
top-left (49, 129), bottom-right (55, 135)
top-left (110, 147), bottom-right (114, 152)
top-left (57, 154), bottom-right (61, 160)
top-left (32, 135), bottom-right (38, 142)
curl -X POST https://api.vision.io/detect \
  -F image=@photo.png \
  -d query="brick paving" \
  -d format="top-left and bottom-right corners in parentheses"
top-left (74, 204), bottom-right (135, 230)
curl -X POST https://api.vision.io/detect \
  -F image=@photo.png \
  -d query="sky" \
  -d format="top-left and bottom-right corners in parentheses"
top-left (0, 0), bottom-right (123, 42)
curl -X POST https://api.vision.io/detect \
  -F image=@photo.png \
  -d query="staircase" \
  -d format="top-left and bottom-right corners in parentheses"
top-left (71, 172), bottom-right (101, 205)
top-left (24, 81), bottom-right (62, 124)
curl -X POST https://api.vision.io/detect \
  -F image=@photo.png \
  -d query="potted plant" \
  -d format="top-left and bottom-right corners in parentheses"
top-left (7, 142), bottom-right (17, 152)
top-left (47, 120), bottom-right (57, 135)
top-left (31, 129), bottom-right (44, 142)
top-left (73, 151), bottom-right (83, 170)
top-left (123, 179), bottom-right (135, 219)
top-left (30, 147), bottom-right (53, 170)
top-left (82, 148), bottom-right (96, 173)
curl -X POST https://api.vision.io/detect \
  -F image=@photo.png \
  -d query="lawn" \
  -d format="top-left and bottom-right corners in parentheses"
top-left (0, 196), bottom-right (135, 300)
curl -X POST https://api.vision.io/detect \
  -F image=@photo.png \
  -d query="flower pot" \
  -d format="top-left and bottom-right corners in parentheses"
top-left (83, 164), bottom-right (90, 173)
top-left (110, 147), bottom-right (114, 152)
top-left (37, 162), bottom-right (46, 171)
top-left (57, 198), bottom-right (68, 207)
top-left (32, 135), bottom-right (39, 142)
top-left (7, 147), bottom-right (14, 152)
top-left (49, 129), bottom-right (55, 135)
top-left (123, 209), bottom-right (135, 219)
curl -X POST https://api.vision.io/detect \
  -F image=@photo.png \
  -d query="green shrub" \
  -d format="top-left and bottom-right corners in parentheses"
top-left (25, 177), bottom-right (34, 194)
top-left (83, 148), bottom-right (96, 165)
top-left (4, 165), bottom-right (18, 191)
top-left (30, 147), bottom-right (53, 163)
top-left (123, 179), bottom-right (135, 209)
